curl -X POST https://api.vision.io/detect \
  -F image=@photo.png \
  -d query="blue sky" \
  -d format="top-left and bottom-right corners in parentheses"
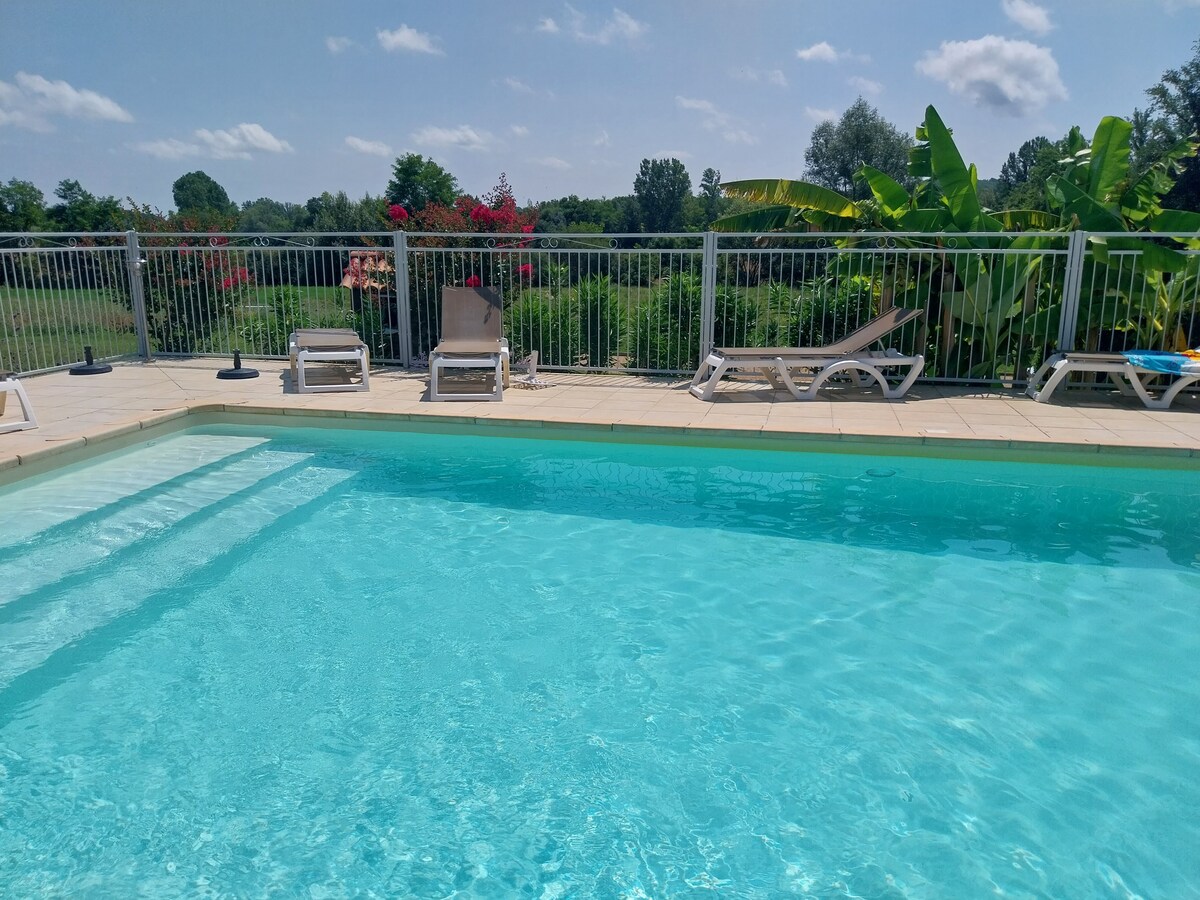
top-left (2, 0), bottom-right (1198, 213)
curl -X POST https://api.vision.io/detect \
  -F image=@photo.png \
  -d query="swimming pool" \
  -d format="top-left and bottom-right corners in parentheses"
top-left (0, 424), bottom-right (1196, 896)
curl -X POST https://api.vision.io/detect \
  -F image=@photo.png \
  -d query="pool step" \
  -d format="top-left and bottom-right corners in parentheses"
top-left (0, 434), bottom-right (270, 549)
top-left (0, 448), bottom-right (314, 603)
top-left (0, 464), bottom-right (355, 691)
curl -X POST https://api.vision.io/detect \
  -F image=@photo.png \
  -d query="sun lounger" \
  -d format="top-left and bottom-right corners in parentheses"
top-left (689, 306), bottom-right (925, 401)
top-left (1026, 350), bottom-right (1200, 409)
top-left (430, 287), bottom-right (510, 401)
top-left (288, 328), bottom-right (370, 393)
top-left (0, 374), bottom-right (37, 433)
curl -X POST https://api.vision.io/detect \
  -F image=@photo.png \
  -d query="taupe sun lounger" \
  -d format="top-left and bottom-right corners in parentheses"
top-left (689, 306), bottom-right (925, 401)
top-left (288, 328), bottom-right (370, 393)
top-left (430, 287), bottom-right (510, 401)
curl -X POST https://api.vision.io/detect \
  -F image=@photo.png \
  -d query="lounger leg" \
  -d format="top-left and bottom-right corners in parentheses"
top-left (1025, 354), bottom-right (1066, 400)
top-left (688, 353), bottom-right (730, 401)
top-left (0, 379), bottom-right (37, 433)
top-left (881, 356), bottom-right (924, 399)
top-left (1028, 358), bottom-right (1075, 403)
top-left (1156, 374), bottom-right (1200, 408)
top-left (1127, 368), bottom-right (1197, 409)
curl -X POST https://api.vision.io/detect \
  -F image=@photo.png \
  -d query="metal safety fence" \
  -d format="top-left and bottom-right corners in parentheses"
top-left (1, 229), bottom-right (1197, 383)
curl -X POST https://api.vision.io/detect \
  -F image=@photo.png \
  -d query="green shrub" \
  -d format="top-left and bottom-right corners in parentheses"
top-left (505, 289), bottom-right (581, 366)
top-left (575, 275), bottom-right (623, 368)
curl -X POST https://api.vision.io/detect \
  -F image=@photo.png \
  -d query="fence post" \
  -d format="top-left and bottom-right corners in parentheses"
top-left (125, 230), bottom-right (151, 360)
top-left (1056, 229), bottom-right (1087, 352)
top-left (392, 229), bottom-right (412, 367)
top-left (699, 230), bottom-right (718, 361)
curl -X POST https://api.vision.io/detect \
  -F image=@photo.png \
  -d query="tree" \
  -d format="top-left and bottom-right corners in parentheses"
top-left (303, 191), bottom-right (387, 233)
top-left (699, 167), bottom-right (724, 226)
top-left (46, 179), bottom-right (125, 231)
top-left (633, 158), bottom-right (691, 232)
top-left (237, 197), bottom-right (306, 232)
top-left (0, 179), bottom-right (47, 231)
top-left (995, 135), bottom-right (1072, 212)
top-left (1142, 38), bottom-right (1200, 211)
top-left (385, 153), bottom-right (459, 212)
top-left (172, 171), bottom-right (235, 217)
top-left (803, 98), bottom-right (913, 201)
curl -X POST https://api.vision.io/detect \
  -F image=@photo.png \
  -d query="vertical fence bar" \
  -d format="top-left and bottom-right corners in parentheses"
top-left (393, 229), bottom-right (412, 367)
top-left (125, 230), bottom-right (150, 360)
top-left (1056, 230), bottom-right (1087, 353)
top-left (699, 230), bottom-right (717, 360)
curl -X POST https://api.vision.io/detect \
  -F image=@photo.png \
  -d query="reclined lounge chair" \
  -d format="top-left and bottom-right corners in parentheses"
top-left (0, 373), bottom-right (37, 434)
top-left (1026, 349), bottom-right (1200, 409)
top-left (429, 287), bottom-right (510, 402)
top-left (288, 328), bottom-right (370, 393)
top-left (689, 306), bottom-right (925, 401)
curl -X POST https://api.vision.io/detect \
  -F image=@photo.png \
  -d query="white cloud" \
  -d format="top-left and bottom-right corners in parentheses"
top-left (594, 129), bottom-right (612, 147)
top-left (411, 124), bottom-right (493, 151)
top-left (676, 95), bottom-right (759, 145)
top-left (534, 156), bottom-right (572, 169)
top-left (132, 122), bottom-right (292, 160)
top-left (849, 75), bottom-right (883, 96)
top-left (510, 124), bottom-right (529, 137)
top-left (917, 35), bottom-right (1067, 115)
top-left (653, 149), bottom-right (691, 160)
top-left (796, 42), bottom-right (868, 64)
top-left (130, 138), bottom-right (197, 160)
top-left (1001, 0), bottom-right (1053, 35)
top-left (505, 77), bottom-right (533, 93)
top-left (805, 106), bottom-right (838, 122)
top-left (731, 67), bottom-right (788, 87)
top-left (345, 135), bottom-right (392, 156)
top-left (0, 71), bottom-right (133, 131)
top-left (546, 5), bottom-right (647, 44)
top-left (377, 25), bottom-right (442, 55)
top-left (325, 36), bottom-right (353, 53)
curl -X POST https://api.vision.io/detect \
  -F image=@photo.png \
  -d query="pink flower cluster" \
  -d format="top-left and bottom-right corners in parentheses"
top-left (388, 204), bottom-right (409, 223)
top-left (464, 275), bottom-right (482, 288)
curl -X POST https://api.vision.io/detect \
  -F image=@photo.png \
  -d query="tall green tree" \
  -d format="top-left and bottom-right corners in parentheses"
top-left (0, 179), bottom-right (47, 231)
top-left (1141, 38), bottom-right (1200, 211)
top-left (303, 191), bottom-right (387, 233)
top-left (699, 167), bottom-right (723, 226)
top-left (633, 157), bottom-right (691, 232)
top-left (237, 197), bottom-right (306, 232)
top-left (385, 153), bottom-right (459, 212)
top-left (803, 98), bottom-right (913, 201)
top-left (172, 171), bottom-right (235, 217)
top-left (46, 179), bottom-right (125, 231)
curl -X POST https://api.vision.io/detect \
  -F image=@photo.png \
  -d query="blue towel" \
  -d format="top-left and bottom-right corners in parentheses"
top-left (1122, 349), bottom-right (1200, 375)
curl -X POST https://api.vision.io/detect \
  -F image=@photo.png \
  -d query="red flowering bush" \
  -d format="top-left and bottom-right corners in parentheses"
top-left (464, 275), bottom-right (482, 288)
top-left (387, 204), bottom-right (409, 223)
top-left (517, 263), bottom-right (533, 280)
top-left (220, 266), bottom-right (251, 290)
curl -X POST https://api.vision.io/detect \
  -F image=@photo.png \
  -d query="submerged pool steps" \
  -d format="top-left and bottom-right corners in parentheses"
top-left (0, 434), bottom-right (271, 549)
top-left (0, 448), bottom-right (314, 601)
top-left (0, 461), bottom-right (356, 692)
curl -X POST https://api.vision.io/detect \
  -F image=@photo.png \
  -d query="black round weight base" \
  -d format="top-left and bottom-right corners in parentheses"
top-left (69, 346), bottom-right (112, 375)
top-left (216, 351), bottom-right (260, 380)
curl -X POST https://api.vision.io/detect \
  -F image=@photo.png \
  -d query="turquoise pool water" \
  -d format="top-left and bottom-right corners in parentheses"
top-left (0, 426), bottom-right (1196, 897)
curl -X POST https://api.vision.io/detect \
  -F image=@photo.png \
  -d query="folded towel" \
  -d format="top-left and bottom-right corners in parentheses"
top-left (1123, 349), bottom-right (1200, 376)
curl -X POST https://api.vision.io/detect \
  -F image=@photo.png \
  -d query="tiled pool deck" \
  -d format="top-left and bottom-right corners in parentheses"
top-left (3, 359), bottom-right (1200, 474)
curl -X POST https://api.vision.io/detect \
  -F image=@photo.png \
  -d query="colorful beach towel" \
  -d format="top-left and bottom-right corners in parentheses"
top-left (1122, 349), bottom-right (1200, 376)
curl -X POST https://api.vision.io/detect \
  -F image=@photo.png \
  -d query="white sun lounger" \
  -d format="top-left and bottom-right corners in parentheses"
top-left (0, 374), bottom-right (37, 433)
top-left (1026, 351), bottom-right (1200, 409)
top-left (288, 328), bottom-right (370, 393)
top-left (689, 306), bottom-right (925, 401)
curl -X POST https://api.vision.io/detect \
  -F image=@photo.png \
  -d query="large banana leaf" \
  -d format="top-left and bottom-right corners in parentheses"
top-left (709, 205), bottom-right (803, 233)
top-left (1086, 116), bottom-right (1133, 208)
top-left (855, 165), bottom-right (910, 219)
top-left (921, 105), bottom-right (999, 232)
top-left (1103, 236), bottom-right (1187, 274)
top-left (1047, 176), bottom-right (1125, 231)
top-left (720, 179), bottom-right (861, 218)
top-left (994, 209), bottom-right (1059, 230)
top-left (1120, 135), bottom-right (1198, 221)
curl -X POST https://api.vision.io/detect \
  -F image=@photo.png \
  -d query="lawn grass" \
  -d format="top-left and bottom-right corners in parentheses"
top-left (0, 286), bottom-right (137, 372)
